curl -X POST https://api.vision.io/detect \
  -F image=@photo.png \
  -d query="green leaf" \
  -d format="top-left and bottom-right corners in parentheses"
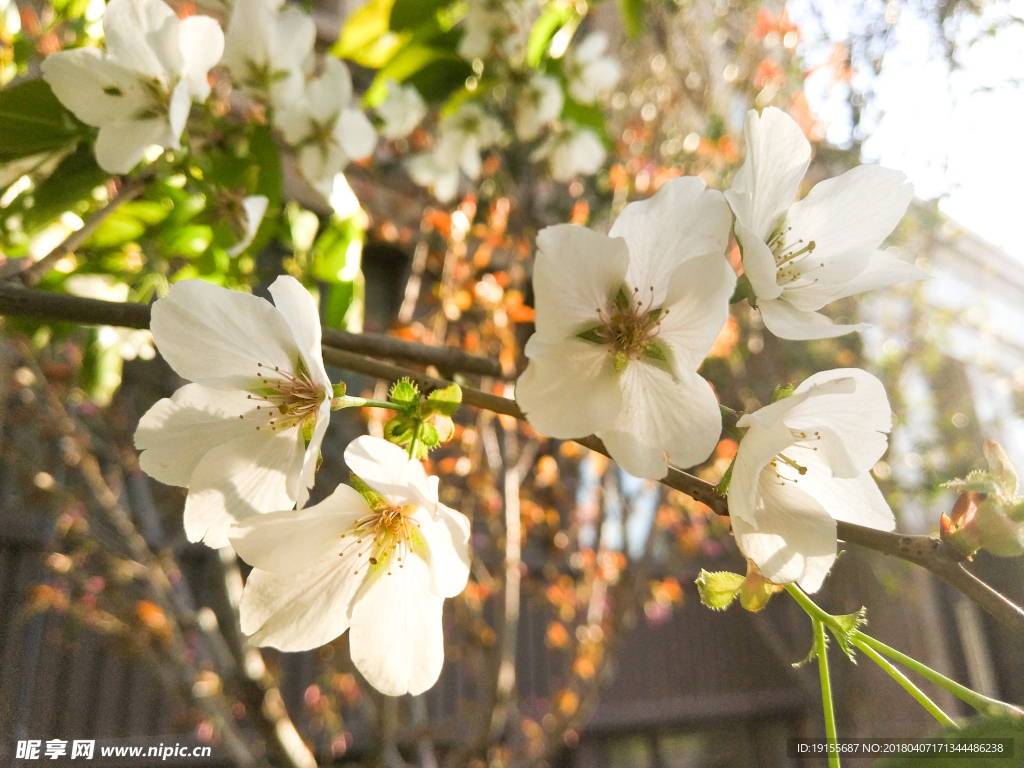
top-left (695, 570), bottom-right (744, 611)
top-left (562, 97), bottom-right (611, 144)
top-left (23, 144), bottom-right (109, 231)
top-left (389, 0), bottom-right (454, 31)
top-left (350, 472), bottom-right (391, 514)
top-left (123, 200), bottom-right (170, 226)
top-left (942, 470), bottom-right (999, 496)
top-left (384, 414), bottom-right (417, 444)
top-left (829, 608), bottom-right (868, 662)
top-left (426, 382), bottom-right (462, 416)
top-left (617, 0), bottom-right (644, 37)
top-left (366, 44), bottom-right (471, 104)
top-left (84, 209), bottom-right (147, 249)
top-left (164, 224), bottom-right (214, 258)
top-left (527, 5), bottom-right (574, 66)
top-left (312, 216), bottom-right (364, 283)
top-left (389, 378), bottom-right (420, 406)
top-left (324, 278), bottom-right (364, 331)
top-left (335, 0), bottom-right (408, 67)
top-left (250, 124), bottom-right (283, 209)
top-left (0, 79), bottom-right (90, 163)
top-left (984, 439), bottom-right (1019, 498)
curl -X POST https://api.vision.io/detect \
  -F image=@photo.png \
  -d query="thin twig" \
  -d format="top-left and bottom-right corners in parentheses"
top-left (3, 293), bottom-right (1024, 639)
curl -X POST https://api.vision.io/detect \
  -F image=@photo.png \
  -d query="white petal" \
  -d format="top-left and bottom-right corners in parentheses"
top-left (610, 177), bottom-right (732, 303)
top-left (312, 57), bottom-right (353, 117)
top-left (273, 7), bottom-right (317, 72)
top-left (731, 474), bottom-right (837, 593)
top-left (337, 108), bottom-right (377, 163)
top-left (167, 79), bottom-right (191, 142)
top-left (531, 224), bottom-right (629, 341)
top-left (266, 276), bottom-right (331, 390)
top-left (783, 164), bottom-right (913, 278)
top-left (343, 435), bottom-right (435, 508)
top-left (227, 195), bottom-right (269, 257)
top-left (274, 105), bottom-right (311, 146)
top-left (725, 106), bottom-right (810, 240)
top-left (516, 337), bottom-right (622, 439)
top-left (657, 252), bottom-right (736, 372)
top-left (229, 483), bottom-right (370, 572)
top-left (598, 366), bottom-right (721, 478)
top-left (241, 557), bottom-right (362, 650)
top-left (735, 220), bottom-right (783, 301)
top-left (93, 119), bottom-right (169, 174)
top-left (757, 297), bottom-right (869, 341)
top-left (40, 49), bottom-right (149, 127)
top-left (221, 0), bottom-right (271, 77)
top-left (295, 398), bottom-right (331, 508)
top-left (150, 280), bottom-right (301, 389)
top-left (786, 249), bottom-right (930, 310)
top-left (135, 384), bottom-right (258, 486)
top-left (103, 0), bottom-right (180, 80)
top-left (787, 368), bottom-right (891, 473)
top-left (729, 413), bottom-right (801, 528)
top-left (793, 458), bottom-right (895, 532)
top-left (182, 428), bottom-right (304, 548)
top-left (177, 15), bottom-right (224, 102)
top-left (415, 503), bottom-right (471, 598)
top-left (348, 555), bottom-right (446, 696)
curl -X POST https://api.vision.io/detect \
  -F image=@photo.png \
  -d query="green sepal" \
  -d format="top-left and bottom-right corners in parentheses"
top-left (695, 569), bottom-right (744, 611)
top-left (715, 459), bottom-right (735, 497)
top-left (426, 383), bottom-right (462, 417)
top-left (419, 422), bottom-right (440, 449)
top-left (384, 414), bottom-right (418, 445)
top-left (772, 383), bottom-right (796, 402)
top-left (793, 640), bottom-right (820, 669)
top-left (984, 439), bottom-right (1019, 498)
top-left (576, 325), bottom-right (612, 345)
top-left (613, 284), bottom-right (632, 312)
top-left (316, 452), bottom-right (323, 472)
top-left (739, 575), bottom-right (777, 612)
top-left (829, 607), bottom-right (868, 662)
top-left (730, 273), bottom-right (754, 305)
top-left (301, 419), bottom-right (316, 449)
top-left (942, 470), bottom-right (999, 496)
top-left (639, 340), bottom-right (668, 364)
top-left (350, 472), bottom-right (391, 514)
top-left (333, 382), bottom-right (348, 398)
top-left (389, 378), bottom-right (420, 408)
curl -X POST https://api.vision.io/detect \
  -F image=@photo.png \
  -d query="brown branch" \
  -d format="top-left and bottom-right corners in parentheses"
top-left (3, 290), bottom-right (1024, 639)
top-left (0, 287), bottom-right (502, 378)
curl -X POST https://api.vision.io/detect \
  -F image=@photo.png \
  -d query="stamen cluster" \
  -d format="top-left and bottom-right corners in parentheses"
top-left (341, 503), bottom-right (421, 577)
top-left (244, 361), bottom-right (324, 432)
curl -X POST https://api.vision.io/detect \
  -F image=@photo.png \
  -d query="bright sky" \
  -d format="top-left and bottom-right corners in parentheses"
top-left (792, 0), bottom-right (1024, 259)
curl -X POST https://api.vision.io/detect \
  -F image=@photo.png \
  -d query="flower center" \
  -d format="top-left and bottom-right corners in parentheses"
top-left (765, 430), bottom-right (823, 484)
top-left (340, 504), bottom-right (422, 577)
top-left (578, 285), bottom-right (669, 372)
top-left (766, 226), bottom-right (823, 287)
top-left (243, 361), bottom-right (324, 433)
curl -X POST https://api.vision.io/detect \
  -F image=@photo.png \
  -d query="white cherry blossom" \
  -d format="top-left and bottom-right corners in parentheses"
top-left (408, 102), bottom-right (501, 202)
top-left (40, 0), bottom-right (224, 174)
top-left (516, 176), bottom-right (735, 479)
top-left (376, 79), bottom-right (427, 140)
top-left (226, 195), bottom-right (269, 257)
top-left (563, 31), bottom-right (621, 104)
top-left (231, 436), bottom-right (471, 697)
top-left (135, 276), bottom-right (332, 548)
top-left (458, 0), bottom-right (537, 62)
top-left (275, 57), bottom-right (377, 196)
top-left (728, 368), bottom-right (895, 592)
top-left (514, 74), bottom-right (564, 141)
top-left (725, 107), bottom-right (928, 340)
top-left (222, 0), bottom-right (316, 109)
top-left (531, 123), bottom-right (606, 181)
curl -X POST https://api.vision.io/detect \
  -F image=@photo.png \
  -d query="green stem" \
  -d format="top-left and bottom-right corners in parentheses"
top-left (851, 637), bottom-right (959, 728)
top-left (330, 396), bottom-right (397, 411)
top-left (408, 420), bottom-right (423, 459)
top-left (854, 632), bottom-right (1024, 718)
top-left (814, 617), bottom-right (841, 768)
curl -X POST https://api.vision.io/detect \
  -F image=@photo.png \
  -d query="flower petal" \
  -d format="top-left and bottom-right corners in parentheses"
top-left (731, 475), bottom-right (837, 593)
top-left (785, 249), bottom-right (931, 310)
top-left (103, 0), bottom-right (180, 80)
top-left (516, 336), bottom-right (622, 439)
top-left (531, 224), bottom-right (629, 341)
top-left (150, 279), bottom-right (301, 389)
top-left (273, 7), bottom-right (317, 72)
top-left (658, 252), bottom-right (737, 372)
top-left (40, 49), bottom-right (149, 127)
top-left (609, 177), bottom-right (732, 305)
top-left (757, 297), bottom-right (869, 341)
top-left (735, 220), bottom-right (783, 301)
top-left (240, 557), bottom-right (362, 650)
top-left (783, 164), bottom-right (913, 278)
top-left (135, 384), bottom-right (258, 487)
top-left (414, 503), bottom-right (471, 598)
top-left (182, 428), bottom-right (304, 548)
top-left (266, 275), bottom-right (331, 390)
top-left (729, 417), bottom-right (802, 529)
top-left (725, 106), bottom-right (810, 240)
top-left (343, 435), bottom-right (435, 509)
top-left (337, 108), bottom-right (377, 163)
top-left (229, 483), bottom-right (370, 572)
top-left (177, 15), bottom-right (225, 102)
top-left (792, 458), bottom-right (895, 532)
top-left (598, 365), bottom-right (721, 479)
top-left (348, 555), bottom-right (446, 696)
top-left (93, 119), bottom-right (170, 175)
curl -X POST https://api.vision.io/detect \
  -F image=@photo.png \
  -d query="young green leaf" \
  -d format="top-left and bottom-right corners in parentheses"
top-left (695, 570), bottom-right (744, 611)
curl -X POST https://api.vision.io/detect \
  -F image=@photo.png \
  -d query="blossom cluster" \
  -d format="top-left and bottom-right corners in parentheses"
top-left (516, 106), bottom-right (928, 592)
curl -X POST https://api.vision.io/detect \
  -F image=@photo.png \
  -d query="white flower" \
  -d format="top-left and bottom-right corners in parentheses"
top-left (458, 0), bottom-right (537, 62)
top-left (135, 276), bottom-right (332, 548)
top-left (407, 102), bottom-right (500, 202)
top-left (226, 195), bottom-right (269, 257)
top-left (531, 123), bottom-right (605, 181)
top-left (275, 57), bottom-right (377, 196)
top-left (40, 0), bottom-right (224, 174)
top-left (564, 31), bottom-right (621, 104)
top-left (725, 107), bottom-right (929, 340)
top-left (727, 368), bottom-right (895, 592)
top-left (516, 176), bottom-right (735, 479)
top-left (230, 435), bottom-right (471, 696)
top-left (376, 79), bottom-right (427, 141)
top-left (222, 0), bottom-right (316, 109)
top-left (514, 74), bottom-right (563, 141)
